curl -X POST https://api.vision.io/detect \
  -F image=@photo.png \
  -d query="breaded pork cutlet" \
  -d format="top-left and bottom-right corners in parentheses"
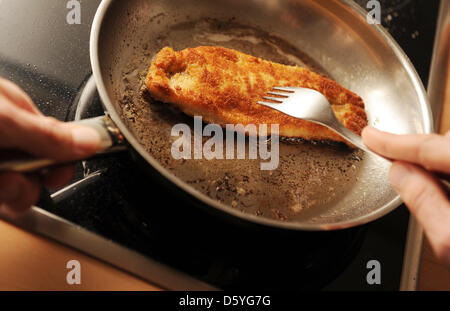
top-left (145, 46), bottom-right (367, 146)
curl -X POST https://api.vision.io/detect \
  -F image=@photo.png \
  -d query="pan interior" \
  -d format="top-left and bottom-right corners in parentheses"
top-left (96, 0), bottom-right (427, 227)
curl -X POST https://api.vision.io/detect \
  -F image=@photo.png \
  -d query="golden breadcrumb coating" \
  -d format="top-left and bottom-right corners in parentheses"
top-left (145, 46), bottom-right (367, 146)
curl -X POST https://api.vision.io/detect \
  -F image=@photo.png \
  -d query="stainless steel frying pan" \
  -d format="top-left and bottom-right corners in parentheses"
top-left (3, 0), bottom-right (433, 230)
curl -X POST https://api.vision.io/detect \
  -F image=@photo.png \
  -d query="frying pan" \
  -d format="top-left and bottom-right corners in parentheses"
top-left (2, 0), bottom-right (432, 230)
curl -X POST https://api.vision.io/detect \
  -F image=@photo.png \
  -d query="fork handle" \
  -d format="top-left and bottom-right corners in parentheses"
top-left (329, 121), bottom-right (391, 163)
top-left (328, 122), bottom-right (450, 184)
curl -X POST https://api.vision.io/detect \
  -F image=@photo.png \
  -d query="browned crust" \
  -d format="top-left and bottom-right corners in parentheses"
top-left (145, 46), bottom-right (368, 146)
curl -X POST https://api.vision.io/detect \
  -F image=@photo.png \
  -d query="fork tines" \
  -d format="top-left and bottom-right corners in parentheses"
top-left (262, 96), bottom-right (284, 103)
top-left (272, 86), bottom-right (295, 92)
top-left (260, 86), bottom-right (294, 104)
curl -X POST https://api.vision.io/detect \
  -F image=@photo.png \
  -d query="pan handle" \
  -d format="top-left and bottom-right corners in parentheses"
top-left (0, 115), bottom-right (127, 173)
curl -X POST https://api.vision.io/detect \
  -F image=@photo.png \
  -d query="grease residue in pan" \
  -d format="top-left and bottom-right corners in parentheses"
top-left (117, 18), bottom-right (364, 222)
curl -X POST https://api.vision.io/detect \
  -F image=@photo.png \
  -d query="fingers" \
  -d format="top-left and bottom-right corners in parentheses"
top-left (0, 79), bottom-right (84, 214)
top-left (0, 78), bottom-right (101, 161)
top-left (0, 105), bottom-right (101, 161)
top-left (389, 161), bottom-right (450, 263)
top-left (0, 165), bottom-right (74, 215)
top-left (0, 172), bottom-right (41, 214)
top-left (362, 126), bottom-right (450, 174)
top-left (0, 78), bottom-right (41, 115)
top-left (40, 165), bottom-right (75, 189)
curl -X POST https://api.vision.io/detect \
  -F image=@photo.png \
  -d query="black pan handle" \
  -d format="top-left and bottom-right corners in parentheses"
top-left (0, 115), bottom-right (127, 173)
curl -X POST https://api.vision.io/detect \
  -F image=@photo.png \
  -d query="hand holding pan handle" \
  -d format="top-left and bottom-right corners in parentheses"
top-left (0, 116), bottom-right (127, 173)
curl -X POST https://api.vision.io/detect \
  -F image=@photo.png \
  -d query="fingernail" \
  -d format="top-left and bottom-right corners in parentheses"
top-left (362, 126), bottom-right (377, 140)
top-left (389, 163), bottom-right (411, 190)
top-left (363, 126), bottom-right (380, 135)
top-left (72, 126), bottom-right (101, 154)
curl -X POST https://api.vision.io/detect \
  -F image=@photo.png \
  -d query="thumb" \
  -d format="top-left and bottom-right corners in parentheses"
top-left (1, 109), bottom-right (101, 161)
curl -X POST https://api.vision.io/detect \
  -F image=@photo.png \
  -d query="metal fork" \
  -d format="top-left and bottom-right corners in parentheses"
top-left (258, 86), bottom-right (381, 158)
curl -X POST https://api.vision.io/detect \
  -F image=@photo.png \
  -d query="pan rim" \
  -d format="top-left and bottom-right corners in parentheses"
top-left (90, 0), bottom-right (432, 231)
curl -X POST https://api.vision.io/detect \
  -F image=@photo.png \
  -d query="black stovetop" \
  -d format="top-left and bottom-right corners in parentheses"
top-left (0, 0), bottom-right (440, 290)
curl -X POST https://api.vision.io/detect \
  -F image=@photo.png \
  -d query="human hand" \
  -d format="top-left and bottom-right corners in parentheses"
top-left (362, 126), bottom-right (450, 266)
top-left (0, 78), bottom-right (100, 215)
